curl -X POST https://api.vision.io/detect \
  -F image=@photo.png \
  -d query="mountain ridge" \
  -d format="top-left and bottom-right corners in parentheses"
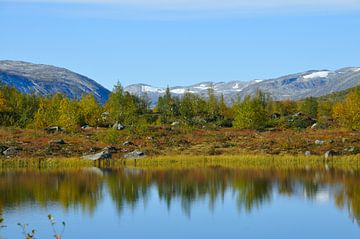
top-left (125, 67), bottom-right (360, 106)
top-left (0, 60), bottom-right (110, 104)
top-left (1, 60), bottom-right (359, 106)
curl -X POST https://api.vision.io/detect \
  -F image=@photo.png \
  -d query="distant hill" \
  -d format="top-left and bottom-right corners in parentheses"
top-left (125, 67), bottom-right (360, 106)
top-left (317, 86), bottom-right (360, 102)
top-left (0, 60), bottom-right (110, 104)
top-left (1, 60), bottom-right (359, 106)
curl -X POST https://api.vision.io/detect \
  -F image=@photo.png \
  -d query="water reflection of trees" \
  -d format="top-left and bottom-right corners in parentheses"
top-left (1, 168), bottom-right (360, 223)
top-left (335, 180), bottom-right (360, 224)
top-left (0, 169), bottom-right (103, 213)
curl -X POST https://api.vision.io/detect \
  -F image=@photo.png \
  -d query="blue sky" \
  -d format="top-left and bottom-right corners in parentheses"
top-left (0, 1), bottom-right (360, 90)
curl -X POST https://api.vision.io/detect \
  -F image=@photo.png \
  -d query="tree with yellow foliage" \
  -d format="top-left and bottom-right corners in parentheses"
top-left (333, 87), bottom-right (360, 130)
top-left (0, 91), bottom-right (7, 112)
top-left (58, 98), bottom-right (81, 131)
top-left (78, 94), bottom-right (103, 127)
top-left (33, 94), bottom-right (63, 128)
top-left (233, 90), bottom-right (271, 130)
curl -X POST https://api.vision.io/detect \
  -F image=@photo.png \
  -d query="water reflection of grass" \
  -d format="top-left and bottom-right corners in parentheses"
top-left (0, 157), bottom-right (94, 169)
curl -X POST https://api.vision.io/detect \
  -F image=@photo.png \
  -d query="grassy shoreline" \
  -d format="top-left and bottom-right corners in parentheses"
top-left (1, 128), bottom-right (360, 159)
top-left (1, 154), bottom-right (360, 170)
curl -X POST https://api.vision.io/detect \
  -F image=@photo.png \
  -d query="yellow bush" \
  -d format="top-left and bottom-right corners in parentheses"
top-left (333, 87), bottom-right (360, 130)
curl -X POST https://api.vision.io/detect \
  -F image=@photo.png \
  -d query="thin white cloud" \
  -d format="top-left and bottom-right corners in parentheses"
top-left (3, 0), bottom-right (360, 10)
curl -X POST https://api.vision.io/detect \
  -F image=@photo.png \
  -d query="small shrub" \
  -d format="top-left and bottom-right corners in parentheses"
top-left (95, 128), bottom-right (122, 144)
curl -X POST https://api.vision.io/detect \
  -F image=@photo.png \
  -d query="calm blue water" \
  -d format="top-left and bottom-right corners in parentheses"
top-left (0, 168), bottom-right (360, 239)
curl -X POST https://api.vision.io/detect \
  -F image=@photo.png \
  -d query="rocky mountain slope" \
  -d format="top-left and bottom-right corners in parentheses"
top-left (125, 67), bottom-right (360, 106)
top-left (1, 60), bottom-right (359, 106)
top-left (0, 60), bottom-right (110, 104)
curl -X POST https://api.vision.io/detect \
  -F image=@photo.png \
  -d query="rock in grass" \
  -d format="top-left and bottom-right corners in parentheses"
top-left (123, 150), bottom-right (145, 159)
top-left (49, 139), bottom-right (66, 145)
top-left (112, 122), bottom-right (125, 130)
top-left (310, 123), bottom-right (318, 129)
top-left (324, 150), bottom-right (336, 159)
top-left (103, 146), bottom-right (117, 153)
top-left (0, 145), bottom-right (8, 154)
top-left (44, 126), bottom-right (64, 133)
top-left (81, 125), bottom-right (92, 130)
top-left (81, 151), bottom-right (112, 161)
top-left (315, 140), bottom-right (325, 145)
top-left (3, 147), bottom-right (17, 156)
top-left (171, 121), bottom-right (180, 126)
top-left (305, 151), bottom-right (311, 156)
top-left (122, 141), bottom-right (134, 146)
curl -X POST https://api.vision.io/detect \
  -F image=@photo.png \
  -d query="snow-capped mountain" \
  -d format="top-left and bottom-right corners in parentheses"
top-left (125, 67), bottom-right (360, 106)
top-left (1, 60), bottom-right (359, 107)
top-left (0, 60), bottom-right (110, 104)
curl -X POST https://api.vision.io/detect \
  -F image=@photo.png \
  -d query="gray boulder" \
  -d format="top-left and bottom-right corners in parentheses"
top-left (113, 122), bottom-right (125, 130)
top-left (293, 112), bottom-right (304, 117)
top-left (123, 141), bottom-right (134, 146)
top-left (103, 146), bottom-right (117, 154)
top-left (81, 151), bottom-right (112, 161)
top-left (305, 151), bottom-right (311, 156)
top-left (123, 150), bottom-right (145, 159)
top-left (44, 126), bottom-right (64, 133)
top-left (344, 147), bottom-right (359, 154)
top-left (89, 147), bottom-right (98, 153)
top-left (315, 140), bottom-right (325, 145)
top-left (49, 139), bottom-right (66, 145)
top-left (0, 146), bottom-right (8, 154)
top-left (3, 147), bottom-right (17, 156)
top-left (324, 150), bottom-right (336, 159)
top-left (310, 123), bottom-right (318, 129)
top-left (271, 113), bottom-right (281, 119)
top-left (81, 125), bottom-right (92, 130)
top-left (171, 121), bottom-right (180, 126)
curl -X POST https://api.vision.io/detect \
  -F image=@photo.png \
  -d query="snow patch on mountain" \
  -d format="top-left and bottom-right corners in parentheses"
top-left (124, 67), bottom-right (360, 106)
top-left (171, 88), bottom-right (187, 94)
top-left (142, 85), bottom-right (165, 93)
top-left (303, 71), bottom-right (330, 79)
top-left (232, 83), bottom-right (241, 89)
top-left (194, 85), bottom-right (209, 90)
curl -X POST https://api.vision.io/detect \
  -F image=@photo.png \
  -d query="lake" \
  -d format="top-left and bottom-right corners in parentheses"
top-left (1, 167), bottom-right (360, 239)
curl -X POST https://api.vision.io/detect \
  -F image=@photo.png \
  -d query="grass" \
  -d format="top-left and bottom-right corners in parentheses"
top-left (1, 154), bottom-right (360, 170)
top-left (0, 127), bottom-right (360, 158)
top-left (0, 127), bottom-right (360, 170)
top-left (119, 154), bottom-right (360, 170)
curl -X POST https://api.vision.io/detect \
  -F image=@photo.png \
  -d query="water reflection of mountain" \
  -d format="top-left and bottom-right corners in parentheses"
top-left (1, 168), bottom-right (360, 223)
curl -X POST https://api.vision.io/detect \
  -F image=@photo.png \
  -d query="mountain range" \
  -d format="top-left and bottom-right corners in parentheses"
top-left (125, 67), bottom-right (360, 106)
top-left (1, 60), bottom-right (360, 106)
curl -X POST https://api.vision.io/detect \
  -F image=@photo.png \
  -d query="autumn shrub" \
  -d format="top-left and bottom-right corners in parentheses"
top-left (95, 128), bottom-right (122, 144)
top-left (333, 87), bottom-right (360, 130)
